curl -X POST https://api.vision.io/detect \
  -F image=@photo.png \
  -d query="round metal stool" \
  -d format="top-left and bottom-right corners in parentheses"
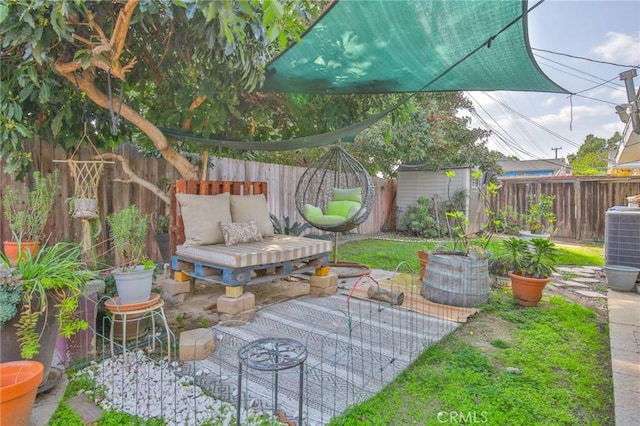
top-left (237, 337), bottom-right (307, 426)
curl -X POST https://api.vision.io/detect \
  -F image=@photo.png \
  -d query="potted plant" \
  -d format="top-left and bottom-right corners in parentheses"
top-left (154, 214), bottom-right (171, 264)
top-left (2, 171), bottom-right (59, 264)
top-left (520, 194), bottom-right (556, 240)
top-left (421, 170), bottom-right (492, 307)
top-left (502, 237), bottom-right (558, 306)
top-left (107, 205), bottom-right (155, 305)
top-left (0, 242), bottom-right (96, 383)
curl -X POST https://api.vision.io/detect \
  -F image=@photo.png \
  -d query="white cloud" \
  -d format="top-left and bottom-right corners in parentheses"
top-left (592, 32), bottom-right (640, 63)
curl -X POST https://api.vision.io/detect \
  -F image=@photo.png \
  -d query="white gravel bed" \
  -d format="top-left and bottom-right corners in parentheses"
top-left (76, 351), bottom-right (284, 426)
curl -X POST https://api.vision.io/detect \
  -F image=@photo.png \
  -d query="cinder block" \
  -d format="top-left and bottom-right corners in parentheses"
top-left (217, 292), bottom-right (255, 316)
top-left (310, 273), bottom-right (338, 290)
top-left (225, 286), bottom-right (244, 298)
top-left (219, 309), bottom-right (256, 323)
top-left (165, 280), bottom-right (191, 296)
top-left (310, 285), bottom-right (337, 297)
top-left (174, 271), bottom-right (190, 282)
top-left (179, 328), bottom-right (215, 361)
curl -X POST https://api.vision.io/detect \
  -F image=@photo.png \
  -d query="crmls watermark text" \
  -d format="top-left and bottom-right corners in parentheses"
top-left (437, 411), bottom-right (489, 424)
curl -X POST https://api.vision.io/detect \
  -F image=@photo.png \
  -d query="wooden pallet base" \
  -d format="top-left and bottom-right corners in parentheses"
top-left (171, 253), bottom-right (329, 286)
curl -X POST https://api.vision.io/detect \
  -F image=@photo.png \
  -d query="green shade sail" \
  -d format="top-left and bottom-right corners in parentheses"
top-left (263, 0), bottom-right (568, 94)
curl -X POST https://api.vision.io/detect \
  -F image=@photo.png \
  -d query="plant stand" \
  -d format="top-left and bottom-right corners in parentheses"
top-left (104, 293), bottom-right (172, 363)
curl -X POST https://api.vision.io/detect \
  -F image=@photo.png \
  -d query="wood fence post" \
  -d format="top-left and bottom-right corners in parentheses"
top-left (574, 178), bottom-right (582, 240)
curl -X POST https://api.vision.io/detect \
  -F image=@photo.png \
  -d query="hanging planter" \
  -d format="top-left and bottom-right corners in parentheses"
top-left (72, 197), bottom-right (98, 219)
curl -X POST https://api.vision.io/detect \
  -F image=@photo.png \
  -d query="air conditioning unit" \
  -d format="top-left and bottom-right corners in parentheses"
top-left (605, 206), bottom-right (640, 268)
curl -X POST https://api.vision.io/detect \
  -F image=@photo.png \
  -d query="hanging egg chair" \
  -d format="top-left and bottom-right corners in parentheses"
top-left (295, 146), bottom-right (374, 267)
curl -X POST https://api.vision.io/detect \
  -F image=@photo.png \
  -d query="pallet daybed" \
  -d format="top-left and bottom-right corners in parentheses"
top-left (169, 180), bottom-right (331, 286)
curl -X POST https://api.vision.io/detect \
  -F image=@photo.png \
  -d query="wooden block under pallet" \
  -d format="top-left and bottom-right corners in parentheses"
top-left (174, 271), bottom-right (191, 282)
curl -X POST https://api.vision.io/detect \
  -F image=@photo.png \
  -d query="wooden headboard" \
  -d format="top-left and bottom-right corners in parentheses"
top-left (169, 180), bottom-right (269, 256)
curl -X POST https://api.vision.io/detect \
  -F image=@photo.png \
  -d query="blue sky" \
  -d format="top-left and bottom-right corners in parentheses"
top-left (468, 0), bottom-right (640, 160)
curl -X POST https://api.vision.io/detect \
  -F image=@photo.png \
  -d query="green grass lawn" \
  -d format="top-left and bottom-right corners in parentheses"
top-left (336, 235), bottom-right (604, 272)
top-left (328, 236), bottom-right (612, 425)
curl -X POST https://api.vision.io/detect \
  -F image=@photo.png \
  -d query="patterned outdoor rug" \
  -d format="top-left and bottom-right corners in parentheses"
top-left (189, 293), bottom-right (460, 425)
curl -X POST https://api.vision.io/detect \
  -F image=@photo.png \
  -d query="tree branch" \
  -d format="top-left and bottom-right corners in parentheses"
top-left (100, 153), bottom-right (170, 206)
top-left (54, 64), bottom-right (199, 180)
top-left (111, 0), bottom-right (139, 66)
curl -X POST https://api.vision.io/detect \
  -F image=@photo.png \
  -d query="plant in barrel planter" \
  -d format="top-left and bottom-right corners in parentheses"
top-left (107, 205), bottom-right (155, 304)
top-left (2, 171), bottom-right (59, 264)
top-left (0, 242), bottom-right (95, 384)
top-left (420, 170), bottom-right (493, 308)
top-left (502, 237), bottom-right (558, 306)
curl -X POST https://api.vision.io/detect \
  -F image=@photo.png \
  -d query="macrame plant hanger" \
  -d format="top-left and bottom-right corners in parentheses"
top-left (54, 121), bottom-right (113, 264)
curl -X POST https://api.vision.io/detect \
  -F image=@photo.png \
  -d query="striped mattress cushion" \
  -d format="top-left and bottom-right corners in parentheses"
top-left (175, 235), bottom-right (332, 268)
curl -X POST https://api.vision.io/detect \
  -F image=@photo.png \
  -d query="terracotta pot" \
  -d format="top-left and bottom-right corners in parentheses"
top-left (508, 272), bottom-right (550, 306)
top-left (417, 250), bottom-right (429, 280)
top-left (2, 241), bottom-right (41, 265)
top-left (0, 361), bottom-right (44, 426)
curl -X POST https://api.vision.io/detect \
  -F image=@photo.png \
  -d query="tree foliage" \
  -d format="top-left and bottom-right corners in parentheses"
top-left (1, 0), bottom-right (496, 183)
top-left (0, 0), bottom-right (317, 178)
top-left (567, 133), bottom-right (621, 175)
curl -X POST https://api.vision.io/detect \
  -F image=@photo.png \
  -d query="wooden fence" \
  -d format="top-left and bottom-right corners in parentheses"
top-left (494, 175), bottom-right (640, 241)
top-left (1, 142), bottom-right (396, 262)
top-left (5, 139), bottom-right (634, 261)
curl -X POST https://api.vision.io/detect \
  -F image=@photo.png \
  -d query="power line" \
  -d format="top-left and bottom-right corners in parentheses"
top-left (532, 48), bottom-right (640, 69)
top-left (483, 93), bottom-right (582, 148)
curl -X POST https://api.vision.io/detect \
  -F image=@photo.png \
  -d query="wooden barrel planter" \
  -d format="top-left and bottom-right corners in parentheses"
top-left (420, 253), bottom-right (490, 308)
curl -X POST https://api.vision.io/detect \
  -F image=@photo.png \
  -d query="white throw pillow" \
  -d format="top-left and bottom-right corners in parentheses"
top-left (230, 194), bottom-right (275, 237)
top-left (176, 193), bottom-right (231, 246)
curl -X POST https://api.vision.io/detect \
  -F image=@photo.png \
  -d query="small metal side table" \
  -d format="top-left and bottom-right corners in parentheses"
top-left (105, 295), bottom-right (172, 363)
top-left (237, 337), bottom-right (307, 426)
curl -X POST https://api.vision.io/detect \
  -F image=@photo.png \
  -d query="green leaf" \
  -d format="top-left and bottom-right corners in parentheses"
top-left (39, 82), bottom-right (50, 103)
top-left (51, 113), bottom-right (63, 137)
top-left (0, 4), bottom-right (9, 24)
top-left (80, 54), bottom-right (92, 70)
top-left (18, 85), bottom-right (34, 102)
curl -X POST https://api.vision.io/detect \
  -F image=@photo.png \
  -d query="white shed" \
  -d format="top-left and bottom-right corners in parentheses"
top-left (396, 165), bottom-right (486, 233)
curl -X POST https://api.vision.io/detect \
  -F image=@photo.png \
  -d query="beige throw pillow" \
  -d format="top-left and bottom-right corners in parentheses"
top-left (230, 194), bottom-right (275, 237)
top-left (176, 193), bottom-right (231, 246)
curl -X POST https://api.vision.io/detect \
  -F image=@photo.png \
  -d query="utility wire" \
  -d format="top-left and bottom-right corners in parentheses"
top-left (483, 93), bottom-right (582, 148)
top-left (532, 48), bottom-right (640, 68)
top-left (534, 54), bottom-right (624, 92)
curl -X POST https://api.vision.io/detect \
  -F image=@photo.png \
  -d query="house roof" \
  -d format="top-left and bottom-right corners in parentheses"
top-left (498, 158), bottom-right (568, 173)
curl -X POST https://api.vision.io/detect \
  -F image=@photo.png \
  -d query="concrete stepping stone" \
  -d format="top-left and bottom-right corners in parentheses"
top-left (571, 277), bottom-right (601, 284)
top-left (556, 267), bottom-right (577, 273)
top-left (572, 268), bottom-right (597, 276)
top-left (575, 290), bottom-right (607, 299)
top-left (582, 266), bottom-right (603, 271)
top-left (562, 281), bottom-right (590, 288)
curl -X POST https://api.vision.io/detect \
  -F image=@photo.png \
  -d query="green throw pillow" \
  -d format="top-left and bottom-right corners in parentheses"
top-left (332, 187), bottom-right (362, 203)
top-left (326, 200), bottom-right (361, 219)
top-left (303, 204), bottom-right (323, 219)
